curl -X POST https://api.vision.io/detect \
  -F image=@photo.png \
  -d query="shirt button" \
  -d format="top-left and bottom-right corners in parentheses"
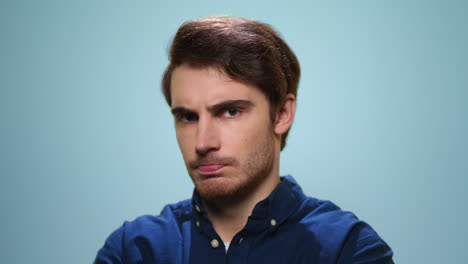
top-left (270, 219), bottom-right (277, 226)
top-left (211, 239), bottom-right (219, 248)
top-left (196, 221), bottom-right (200, 228)
top-left (238, 237), bottom-right (244, 244)
top-left (195, 205), bottom-right (201, 213)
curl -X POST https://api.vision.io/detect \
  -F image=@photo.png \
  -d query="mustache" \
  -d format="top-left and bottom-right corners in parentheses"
top-left (189, 154), bottom-right (238, 169)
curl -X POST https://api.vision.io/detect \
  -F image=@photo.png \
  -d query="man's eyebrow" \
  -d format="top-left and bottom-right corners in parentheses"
top-left (208, 99), bottom-right (254, 113)
top-left (171, 106), bottom-right (195, 116)
top-left (171, 100), bottom-right (254, 116)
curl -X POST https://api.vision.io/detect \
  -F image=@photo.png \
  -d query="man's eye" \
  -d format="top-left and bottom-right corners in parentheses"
top-left (223, 108), bottom-right (240, 118)
top-left (180, 113), bottom-right (198, 122)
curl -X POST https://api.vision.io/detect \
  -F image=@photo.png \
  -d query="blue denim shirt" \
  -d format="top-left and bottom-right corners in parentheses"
top-left (95, 176), bottom-right (393, 263)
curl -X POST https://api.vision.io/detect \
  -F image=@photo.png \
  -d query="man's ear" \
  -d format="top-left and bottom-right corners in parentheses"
top-left (274, 93), bottom-right (296, 135)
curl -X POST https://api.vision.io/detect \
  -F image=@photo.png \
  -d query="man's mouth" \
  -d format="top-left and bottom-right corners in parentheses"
top-left (198, 164), bottom-right (225, 174)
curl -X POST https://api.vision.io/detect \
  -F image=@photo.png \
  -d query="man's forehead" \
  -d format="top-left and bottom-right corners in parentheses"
top-left (170, 65), bottom-right (260, 108)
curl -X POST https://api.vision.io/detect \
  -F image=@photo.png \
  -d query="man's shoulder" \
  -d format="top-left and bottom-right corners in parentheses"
top-left (95, 199), bottom-right (193, 263)
top-left (292, 196), bottom-right (393, 262)
top-left (122, 198), bottom-right (193, 235)
top-left (296, 196), bottom-right (373, 236)
top-left (297, 196), bottom-right (359, 227)
top-left (282, 176), bottom-right (381, 244)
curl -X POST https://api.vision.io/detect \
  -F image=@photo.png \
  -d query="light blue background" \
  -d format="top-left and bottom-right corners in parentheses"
top-left (1, 1), bottom-right (467, 263)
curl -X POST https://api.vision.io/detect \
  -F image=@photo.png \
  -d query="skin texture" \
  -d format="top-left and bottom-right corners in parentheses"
top-left (170, 64), bottom-right (296, 241)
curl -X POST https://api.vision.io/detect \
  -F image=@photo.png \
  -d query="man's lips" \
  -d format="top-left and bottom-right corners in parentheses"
top-left (190, 156), bottom-right (237, 175)
top-left (198, 164), bottom-right (225, 173)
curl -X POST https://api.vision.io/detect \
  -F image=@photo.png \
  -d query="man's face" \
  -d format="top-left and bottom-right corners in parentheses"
top-left (170, 64), bottom-right (278, 202)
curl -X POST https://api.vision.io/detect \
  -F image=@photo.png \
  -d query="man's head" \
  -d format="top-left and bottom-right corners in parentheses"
top-left (162, 16), bottom-right (300, 150)
top-left (162, 16), bottom-right (300, 202)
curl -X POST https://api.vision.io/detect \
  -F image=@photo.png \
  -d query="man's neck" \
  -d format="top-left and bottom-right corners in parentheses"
top-left (201, 174), bottom-right (281, 243)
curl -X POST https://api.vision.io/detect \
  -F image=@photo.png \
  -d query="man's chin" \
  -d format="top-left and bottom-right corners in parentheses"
top-left (194, 177), bottom-right (241, 201)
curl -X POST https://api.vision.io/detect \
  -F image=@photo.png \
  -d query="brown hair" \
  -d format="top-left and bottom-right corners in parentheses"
top-left (162, 16), bottom-right (300, 150)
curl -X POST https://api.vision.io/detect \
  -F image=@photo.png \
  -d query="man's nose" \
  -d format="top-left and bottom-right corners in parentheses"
top-left (195, 117), bottom-right (220, 156)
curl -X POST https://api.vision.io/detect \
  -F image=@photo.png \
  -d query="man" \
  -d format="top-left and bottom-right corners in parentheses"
top-left (95, 16), bottom-right (393, 263)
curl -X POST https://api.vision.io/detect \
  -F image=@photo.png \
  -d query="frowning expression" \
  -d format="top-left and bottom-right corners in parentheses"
top-left (170, 64), bottom-right (277, 201)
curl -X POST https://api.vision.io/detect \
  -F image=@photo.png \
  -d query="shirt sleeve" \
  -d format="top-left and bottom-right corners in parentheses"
top-left (94, 224), bottom-right (125, 264)
top-left (337, 222), bottom-right (394, 264)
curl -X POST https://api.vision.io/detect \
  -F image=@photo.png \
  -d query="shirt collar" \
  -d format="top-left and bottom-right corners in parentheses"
top-left (191, 175), bottom-right (306, 233)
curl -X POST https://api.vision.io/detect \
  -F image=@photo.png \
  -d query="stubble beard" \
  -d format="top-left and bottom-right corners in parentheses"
top-left (189, 130), bottom-right (276, 205)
